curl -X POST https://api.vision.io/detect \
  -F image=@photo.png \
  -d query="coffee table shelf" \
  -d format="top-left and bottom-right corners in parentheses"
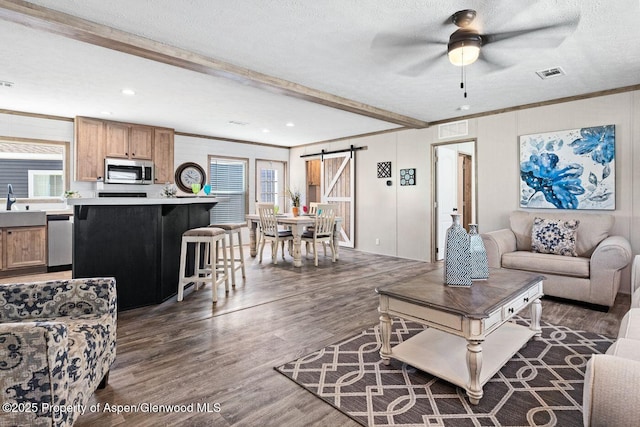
top-left (390, 321), bottom-right (537, 389)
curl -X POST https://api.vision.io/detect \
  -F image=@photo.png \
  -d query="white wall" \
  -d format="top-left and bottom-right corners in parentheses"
top-left (289, 90), bottom-right (640, 274)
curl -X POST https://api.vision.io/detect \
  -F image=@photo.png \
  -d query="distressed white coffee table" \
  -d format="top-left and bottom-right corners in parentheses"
top-left (377, 267), bottom-right (543, 404)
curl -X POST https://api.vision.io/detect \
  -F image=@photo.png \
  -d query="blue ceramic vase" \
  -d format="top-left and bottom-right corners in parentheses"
top-left (469, 224), bottom-right (489, 280)
top-left (444, 212), bottom-right (472, 286)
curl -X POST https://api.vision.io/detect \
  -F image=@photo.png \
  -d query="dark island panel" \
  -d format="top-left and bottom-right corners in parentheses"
top-left (73, 201), bottom-right (216, 311)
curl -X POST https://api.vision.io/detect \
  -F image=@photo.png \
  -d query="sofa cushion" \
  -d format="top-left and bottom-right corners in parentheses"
top-left (502, 251), bottom-right (590, 278)
top-left (605, 338), bottom-right (640, 361)
top-left (531, 217), bottom-right (579, 256)
top-left (617, 308), bottom-right (640, 340)
top-left (510, 211), bottom-right (613, 256)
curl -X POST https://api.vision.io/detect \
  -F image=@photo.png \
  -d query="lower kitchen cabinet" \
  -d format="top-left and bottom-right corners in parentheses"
top-left (1, 226), bottom-right (47, 275)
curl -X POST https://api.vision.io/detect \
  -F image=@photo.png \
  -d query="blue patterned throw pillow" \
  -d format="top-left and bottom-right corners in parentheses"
top-left (531, 217), bottom-right (580, 257)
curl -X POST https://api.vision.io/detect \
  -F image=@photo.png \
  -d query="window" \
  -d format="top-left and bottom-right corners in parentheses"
top-left (256, 159), bottom-right (286, 208)
top-left (0, 138), bottom-right (69, 200)
top-left (28, 170), bottom-right (64, 198)
top-left (209, 156), bottom-right (248, 224)
top-left (260, 168), bottom-right (279, 203)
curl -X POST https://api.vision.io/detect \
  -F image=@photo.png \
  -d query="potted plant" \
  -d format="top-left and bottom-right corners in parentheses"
top-left (287, 188), bottom-right (301, 216)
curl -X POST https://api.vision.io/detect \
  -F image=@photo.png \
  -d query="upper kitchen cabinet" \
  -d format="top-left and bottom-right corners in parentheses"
top-left (75, 117), bottom-right (174, 182)
top-left (153, 127), bottom-right (174, 184)
top-left (75, 117), bottom-right (105, 181)
top-left (105, 122), bottom-right (153, 160)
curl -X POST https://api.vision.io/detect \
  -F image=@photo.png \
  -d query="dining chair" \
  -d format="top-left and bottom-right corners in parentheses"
top-left (305, 201), bottom-right (321, 254)
top-left (256, 202), bottom-right (293, 264)
top-left (302, 203), bottom-right (337, 266)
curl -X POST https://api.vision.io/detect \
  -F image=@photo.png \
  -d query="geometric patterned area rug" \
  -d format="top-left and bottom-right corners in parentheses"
top-left (275, 317), bottom-right (613, 427)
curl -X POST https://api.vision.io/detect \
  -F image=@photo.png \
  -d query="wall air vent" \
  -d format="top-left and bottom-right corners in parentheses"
top-left (438, 120), bottom-right (469, 140)
top-left (0, 81), bottom-right (14, 88)
top-left (228, 120), bottom-right (249, 126)
top-left (536, 67), bottom-right (566, 80)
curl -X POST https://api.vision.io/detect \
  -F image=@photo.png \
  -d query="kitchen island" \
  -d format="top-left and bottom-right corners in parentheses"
top-left (67, 197), bottom-right (218, 310)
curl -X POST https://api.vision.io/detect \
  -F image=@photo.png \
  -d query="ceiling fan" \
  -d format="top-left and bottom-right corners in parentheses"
top-left (371, 7), bottom-right (581, 78)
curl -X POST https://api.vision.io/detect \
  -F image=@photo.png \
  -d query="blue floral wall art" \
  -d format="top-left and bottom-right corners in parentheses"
top-left (519, 125), bottom-right (615, 210)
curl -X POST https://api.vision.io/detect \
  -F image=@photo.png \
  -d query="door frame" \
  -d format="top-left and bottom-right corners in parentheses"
top-left (254, 158), bottom-right (288, 207)
top-left (430, 139), bottom-right (478, 263)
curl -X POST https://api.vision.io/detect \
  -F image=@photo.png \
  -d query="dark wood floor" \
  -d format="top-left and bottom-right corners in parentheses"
top-left (2, 248), bottom-right (630, 426)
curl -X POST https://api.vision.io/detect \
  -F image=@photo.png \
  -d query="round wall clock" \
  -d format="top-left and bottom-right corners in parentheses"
top-left (174, 162), bottom-right (206, 193)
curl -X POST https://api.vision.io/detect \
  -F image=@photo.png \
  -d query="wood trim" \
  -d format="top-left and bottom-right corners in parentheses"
top-left (175, 131), bottom-right (287, 150)
top-left (428, 84), bottom-right (640, 126)
top-left (0, 0), bottom-right (428, 129)
top-left (0, 135), bottom-right (71, 192)
top-left (294, 127), bottom-right (405, 149)
top-left (0, 108), bottom-right (73, 122)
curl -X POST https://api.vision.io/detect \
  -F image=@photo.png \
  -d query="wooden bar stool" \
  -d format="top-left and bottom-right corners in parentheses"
top-left (177, 227), bottom-right (229, 303)
top-left (209, 222), bottom-right (247, 287)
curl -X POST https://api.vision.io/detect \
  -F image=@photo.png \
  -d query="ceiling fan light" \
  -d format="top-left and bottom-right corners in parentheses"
top-left (448, 42), bottom-right (480, 66)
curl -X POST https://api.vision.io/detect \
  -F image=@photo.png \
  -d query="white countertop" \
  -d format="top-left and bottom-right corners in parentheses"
top-left (66, 196), bottom-right (220, 206)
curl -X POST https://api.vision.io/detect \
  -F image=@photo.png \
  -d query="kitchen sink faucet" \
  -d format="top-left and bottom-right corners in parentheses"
top-left (6, 184), bottom-right (16, 210)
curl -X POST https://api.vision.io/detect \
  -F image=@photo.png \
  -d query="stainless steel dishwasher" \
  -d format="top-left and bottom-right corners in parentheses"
top-left (47, 213), bottom-right (73, 271)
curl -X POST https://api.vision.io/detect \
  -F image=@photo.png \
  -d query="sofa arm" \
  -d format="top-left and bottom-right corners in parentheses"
top-left (0, 277), bottom-right (117, 322)
top-left (0, 322), bottom-right (70, 427)
top-left (631, 255), bottom-right (640, 309)
top-left (589, 236), bottom-right (632, 307)
top-left (481, 229), bottom-right (517, 268)
top-left (583, 354), bottom-right (640, 427)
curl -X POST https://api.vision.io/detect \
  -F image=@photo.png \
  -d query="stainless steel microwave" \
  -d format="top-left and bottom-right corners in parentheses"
top-left (104, 158), bottom-right (154, 184)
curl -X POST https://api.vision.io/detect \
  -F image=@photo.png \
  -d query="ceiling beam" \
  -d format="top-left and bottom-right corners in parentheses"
top-left (0, 0), bottom-right (429, 129)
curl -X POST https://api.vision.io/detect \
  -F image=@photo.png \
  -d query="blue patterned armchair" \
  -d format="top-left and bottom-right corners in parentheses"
top-left (0, 278), bottom-right (117, 426)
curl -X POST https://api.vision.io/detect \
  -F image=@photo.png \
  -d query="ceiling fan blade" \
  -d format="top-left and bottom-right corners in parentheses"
top-left (371, 31), bottom-right (443, 50)
top-left (371, 31), bottom-right (446, 66)
top-left (397, 51), bottom-right (447, 77)
top-left (476, 49), bottom-right (515, 72)
top-left (481, 15), bottom-right (580, 48)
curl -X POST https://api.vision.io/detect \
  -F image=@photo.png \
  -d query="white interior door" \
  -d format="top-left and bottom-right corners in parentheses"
top-left (436, 146), bottom-right (458, 260)
top-left (321, 152), bottom-right (355, 248)
top-left (256, 160), bottom-right (286, 209)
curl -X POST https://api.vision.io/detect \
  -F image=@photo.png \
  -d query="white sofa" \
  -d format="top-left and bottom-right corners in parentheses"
top-left (482, 211), bottom-right (631, 308)
top-left (583, 255), bottom-right (640, 426)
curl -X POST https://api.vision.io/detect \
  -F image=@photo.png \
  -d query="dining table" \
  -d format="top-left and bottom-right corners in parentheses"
top-left (245, 213), bottom-right (342, 267)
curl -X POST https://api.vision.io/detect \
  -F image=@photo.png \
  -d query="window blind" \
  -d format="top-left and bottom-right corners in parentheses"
top-left (210, 159), bottom-right (247, 224)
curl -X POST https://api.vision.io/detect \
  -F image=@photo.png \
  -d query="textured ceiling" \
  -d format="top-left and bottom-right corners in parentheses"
top-left (0, 0), bottom-right (639, 147)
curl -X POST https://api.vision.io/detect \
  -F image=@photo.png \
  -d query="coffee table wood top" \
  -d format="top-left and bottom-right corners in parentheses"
top-left (376, 268), bottom-right (544, 320)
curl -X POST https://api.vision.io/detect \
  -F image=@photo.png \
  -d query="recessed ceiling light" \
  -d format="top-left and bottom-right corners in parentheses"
top-left (458, 104), bottom-right (471, 111)
top-left (121, 89), bottom-right (136, 96)
top-left (285, 122), bottom-right (295, 127)
top-left (101, 111), bottom-right (113, 115)
top-left (262, 129), bottom-right (270, 133)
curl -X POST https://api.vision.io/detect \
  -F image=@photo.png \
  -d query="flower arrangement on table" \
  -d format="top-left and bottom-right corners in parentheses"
top-left (287, 188), bottom-right (301, 207)
top-left (287, 188), bottom-right (301, 216)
